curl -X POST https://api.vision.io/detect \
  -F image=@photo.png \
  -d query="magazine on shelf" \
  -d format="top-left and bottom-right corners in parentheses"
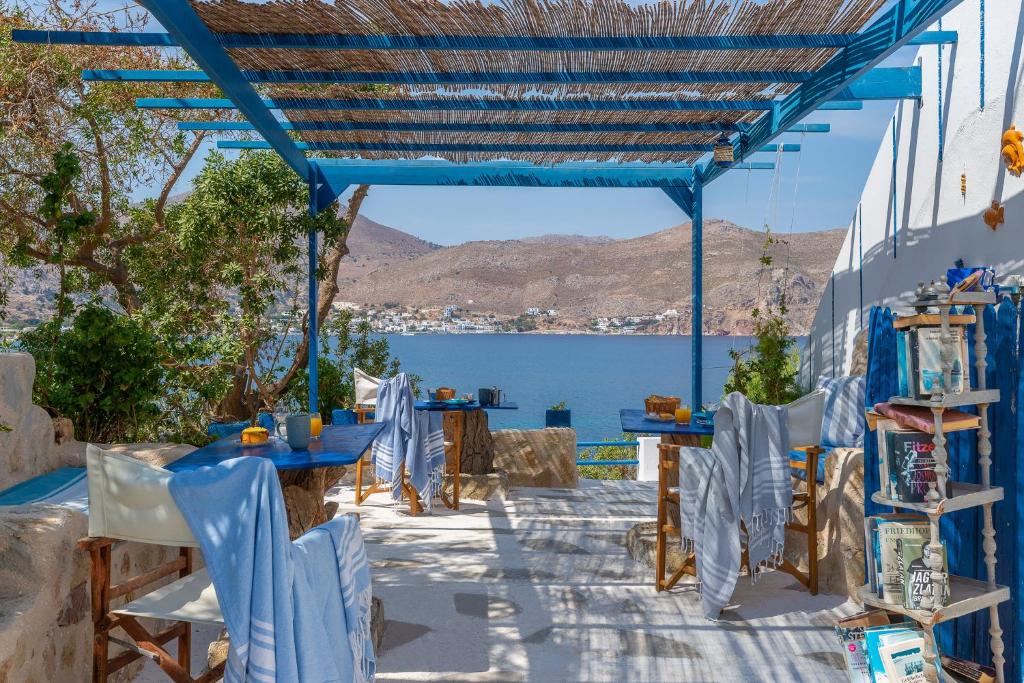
top-left (864, 627), bottom-right (942, 683)
top-left (886, 428), bottom-right (939, 503)
top-left (902, 537), bottom-right (949, 609)
top-left (879, 520), bottom-right (931, 605)
top-left (879, 637), bottom-right (928, 683)
top-left (835, 610), bottom-right (914, 683)
top-left (910, 326), bottom-right (969, 399)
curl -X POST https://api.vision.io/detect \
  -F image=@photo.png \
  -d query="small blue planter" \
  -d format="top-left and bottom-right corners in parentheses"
top-left (545, 409), bottom-right (572, 428)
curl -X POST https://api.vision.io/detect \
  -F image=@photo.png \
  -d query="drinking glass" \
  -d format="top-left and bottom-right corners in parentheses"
top-left (310, 412), bottom-right (323, 439)
top-left (675, 405), bottom-right (692, 424)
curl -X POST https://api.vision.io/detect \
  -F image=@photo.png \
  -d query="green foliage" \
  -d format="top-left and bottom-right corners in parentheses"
top-left (284, 311), bottom-right (413, 417)
top-left (723, 230), bottom-right (802, 406)
top-left (577, 434), bottom-right (637, 481)
top-left (550, 401), bottom-right (568, 411)
top-left (19, 303), bottom-right (164, 442)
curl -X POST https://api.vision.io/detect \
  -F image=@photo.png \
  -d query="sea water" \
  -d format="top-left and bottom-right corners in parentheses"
top-left (377, 334), bottom-right (763, 442)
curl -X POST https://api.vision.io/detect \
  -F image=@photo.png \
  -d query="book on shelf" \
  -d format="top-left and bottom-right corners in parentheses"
top-left (895, 326), bottom-right (969, 399)
top-left (873, 402), bottom-right (980, 434)
top-left (940, 656), bottom-right (996, 683)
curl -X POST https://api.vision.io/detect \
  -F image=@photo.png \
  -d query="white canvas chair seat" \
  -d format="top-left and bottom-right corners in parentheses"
top-left (113, 568), bottom-right (223, 626)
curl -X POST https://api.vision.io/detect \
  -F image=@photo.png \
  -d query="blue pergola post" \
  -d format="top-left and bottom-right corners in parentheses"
top-left (307, 171), bottom-right (319, 414)
top-left (691, 172), bottom-right (703, 412)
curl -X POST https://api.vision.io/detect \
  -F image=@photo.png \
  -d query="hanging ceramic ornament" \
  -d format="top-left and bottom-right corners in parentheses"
top-left (1002, 126), bottom-right (1024, 175)
top-left (983, 200), bottom-right (1005, 230)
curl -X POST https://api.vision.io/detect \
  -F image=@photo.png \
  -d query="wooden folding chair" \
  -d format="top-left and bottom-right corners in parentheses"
top-left (654, 391), bottom-right (825, 595)
top-left (353, 401), bottom-right (462, 515)
top-left (83, 445), bottom-right (224, 683)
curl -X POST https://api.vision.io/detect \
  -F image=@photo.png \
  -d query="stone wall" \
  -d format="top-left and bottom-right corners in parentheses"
top-left (0, 352), bottom-right (85, 489)
top-left (0, 352), bottom-right (195, 681)
top-left (491, 428), bottom-right (578, 489)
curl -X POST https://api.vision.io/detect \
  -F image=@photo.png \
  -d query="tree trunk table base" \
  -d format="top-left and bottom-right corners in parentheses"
top-left (278, 465), bottom-right (347, 539)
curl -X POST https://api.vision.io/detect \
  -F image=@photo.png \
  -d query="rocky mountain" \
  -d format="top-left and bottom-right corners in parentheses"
top-left (3, 216), bottom-right (844, 335)
top-left (340, 218), bottom-right (844, 335)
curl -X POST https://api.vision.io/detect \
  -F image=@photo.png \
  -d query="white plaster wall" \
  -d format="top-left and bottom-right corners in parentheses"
top-left (804, 0), bottom-right (1024, 381)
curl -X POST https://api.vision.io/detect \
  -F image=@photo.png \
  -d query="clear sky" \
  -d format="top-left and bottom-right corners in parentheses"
top-left (78, 0), bottom-right (913, 245)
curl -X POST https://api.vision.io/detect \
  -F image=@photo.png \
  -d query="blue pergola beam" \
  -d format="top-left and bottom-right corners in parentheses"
top-left (84, 68), bottom-right (819, 85)
top-left (309, 159), bottom-right (696, 189)
top-left (831, 65), bottom-right (922, 101)
top-left (139, 97), bottom-right (866, 112)
top-left (217, 140), bottom-right (802, 154)
top-left (16, 28), bottom-right (961, 50)
top-left (133, 0), bottom-right (308, 178)
top-left (702, 0), bottom-right (965, 184)
top-left (178, 120), bottom-right (831, 134)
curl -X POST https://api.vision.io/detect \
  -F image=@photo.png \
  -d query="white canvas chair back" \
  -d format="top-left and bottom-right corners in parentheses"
top-left (354, 367), bottom-right (381, 406)
top-left (710, 389), bottom-right (825, 451)
top-left (786, 389), bottom-right (825, 449)
top-left (86, 444), bottom-right (198, 548)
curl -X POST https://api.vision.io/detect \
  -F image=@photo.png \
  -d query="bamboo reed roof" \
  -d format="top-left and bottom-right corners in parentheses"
top-left (188, 0), bottom-right (888, 163)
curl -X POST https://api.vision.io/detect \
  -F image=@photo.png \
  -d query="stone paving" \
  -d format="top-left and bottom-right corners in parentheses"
top-left (139, 479), bottom-right (856, 682)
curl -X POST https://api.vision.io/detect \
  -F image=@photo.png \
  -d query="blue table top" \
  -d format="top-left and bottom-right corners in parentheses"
top-left (414, 401), bottom-right (518, 411)
top-left (619, 409), bottom-right (715, 436)
top-left (166, 422), bottom-right (385, 473)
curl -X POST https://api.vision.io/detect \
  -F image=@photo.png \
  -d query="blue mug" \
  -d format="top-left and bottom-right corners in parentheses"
top-left (286, 413), bottom-right (311, 451)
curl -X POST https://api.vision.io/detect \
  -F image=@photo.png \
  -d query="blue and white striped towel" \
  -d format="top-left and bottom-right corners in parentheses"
top-left (169, 456), bottom-right (375, 683)
top-left (0, 467), bottom-right (88, 512)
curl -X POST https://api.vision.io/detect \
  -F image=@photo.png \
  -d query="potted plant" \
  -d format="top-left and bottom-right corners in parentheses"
top-left (545, 401), bottom-right (571, 428)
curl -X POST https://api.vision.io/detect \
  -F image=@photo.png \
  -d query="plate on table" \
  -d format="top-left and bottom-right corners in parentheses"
top-left (233, 438), bottom-right (273, 448)
top-left (644, 412), bottom-right (675, 423)
top-left (443, 398), bottom-right (473, 406)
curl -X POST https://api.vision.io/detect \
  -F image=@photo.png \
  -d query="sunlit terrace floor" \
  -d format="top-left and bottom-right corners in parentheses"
top-left (141, 479), bottom-right (856, 682)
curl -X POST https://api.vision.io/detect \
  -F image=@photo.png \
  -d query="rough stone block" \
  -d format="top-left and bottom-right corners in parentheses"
top-left (443, 470), bottom-right (511, 502)
top-left (492, 428), bottom-right (578, 489)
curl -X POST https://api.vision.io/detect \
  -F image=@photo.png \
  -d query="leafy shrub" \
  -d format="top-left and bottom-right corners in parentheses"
top-left (722, 228), bottom-right (803, 406)
top-left (285, 311), bottom-right (418, 417)
top-left (577, 433), bottom-right (638, 481)
top-left (20, 303), bottom-right (164, 442)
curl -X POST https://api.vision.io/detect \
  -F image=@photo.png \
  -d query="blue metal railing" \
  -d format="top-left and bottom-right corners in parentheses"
top-left (576, 440), bottom-right (640, 467)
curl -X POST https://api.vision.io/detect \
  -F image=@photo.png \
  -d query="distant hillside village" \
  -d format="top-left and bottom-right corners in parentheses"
top-left (319, 301), bottom-right (686, 335)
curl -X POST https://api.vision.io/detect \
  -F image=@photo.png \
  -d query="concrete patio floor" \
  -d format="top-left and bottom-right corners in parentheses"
top-left (140, 479), bottom-right (855, 682)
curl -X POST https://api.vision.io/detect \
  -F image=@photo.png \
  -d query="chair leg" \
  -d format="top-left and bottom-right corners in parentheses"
top-left (806, 448), bottom-right (821, 595)
top-left (178, 548), bottom-right (192, 673)
top-left (355, 457), bottom-right (364, 506)
top-left (90, 544), bottom-right (112, 683)
top-left (655, 451), bottom-right (667, 592)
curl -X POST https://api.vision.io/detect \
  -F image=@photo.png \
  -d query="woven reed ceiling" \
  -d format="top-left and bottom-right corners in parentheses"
top-left (189, 0), bottom-right (888, 163)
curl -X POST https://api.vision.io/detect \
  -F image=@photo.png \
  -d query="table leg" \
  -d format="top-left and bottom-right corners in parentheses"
top-left (441, 411), bottom-right (464, 510)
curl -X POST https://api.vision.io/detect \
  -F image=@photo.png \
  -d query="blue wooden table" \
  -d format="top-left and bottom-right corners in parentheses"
top-left (619, 408), bottom-right (713, 447)
top-left (166, 422), bottom-right (385, 472)
top-left (414, 400), bottom-right (518, 411)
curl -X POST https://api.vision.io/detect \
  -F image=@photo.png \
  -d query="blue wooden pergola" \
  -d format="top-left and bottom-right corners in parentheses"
top-left (15, 0), bottom-right (963, 415)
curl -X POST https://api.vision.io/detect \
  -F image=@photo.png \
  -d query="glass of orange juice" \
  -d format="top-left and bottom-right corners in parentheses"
top-left (675, 406), bottom-right (692, 424)
top-left (310, 412), bottom-right (323, 439)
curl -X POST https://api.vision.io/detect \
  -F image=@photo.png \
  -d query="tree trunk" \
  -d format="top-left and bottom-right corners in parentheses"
top-left (453, 410), bottom-right (495, 475)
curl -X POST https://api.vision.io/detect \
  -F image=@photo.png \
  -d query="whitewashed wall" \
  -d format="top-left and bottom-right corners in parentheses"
top-left (804, 0), bottom-right (1024, 381)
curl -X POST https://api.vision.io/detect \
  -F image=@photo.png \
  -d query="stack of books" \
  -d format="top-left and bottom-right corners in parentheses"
top-left (865, 514), bottom-right (949, 610)
top-left (894, 315), bottom-right (972, 400)
top-left (835, 609), bottom-right (939, 682)
top-left (836, 610), bottom-right (996, 682)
